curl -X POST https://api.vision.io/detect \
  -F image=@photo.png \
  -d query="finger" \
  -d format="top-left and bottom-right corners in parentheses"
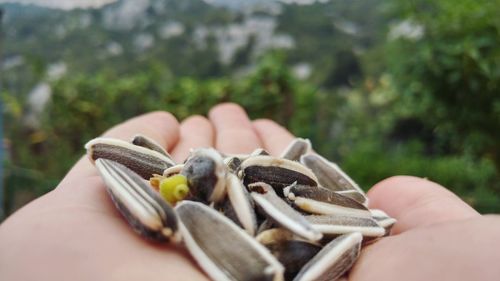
top-left (171, 115), bottom-right (214, 163)
top-left (367, 176), bottom-right (480, 234)
top-left (61, 111), bottom-right (180, 185)
top-left (209, 103), bottom-right (262, 154)
top-left (252, 119), bottom-right (295, 156)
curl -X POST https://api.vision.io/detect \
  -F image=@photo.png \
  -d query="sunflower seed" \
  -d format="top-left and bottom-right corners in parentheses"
top-left (257, 219), bottom-right (279, 234)
top-left (261, 236), bottom-right (322, 281)
top-left (181, 148), bottom-right (227, 204)
top-left (95, 159), bottom-right (179, 242)
top-left (249, 182), bottom-right (322, 242)
top-left (241, 156), bottom-right (318, 196)
top-left (224, 156), bottom-right (242, 173)
top-left (87, 134), bottom-right (396, 281)
top-left (256, 228), bottom-right (297, 245)
top-left (223, 173), bottom-right (258, 235)
top-left (284, 184), bottom-right (371, 218)
top-left (335, 190), bottom-right (368, 206)
top-left (176, 201), bottom-right (284, 281)
top-left (293, 232), bottom-right (362, 281)
top-left (304, 215), bottom-right (386, 238)
top-left (280, 138), bottom-right (312, 161)
top-left (251, 148), bottom-right (271, 157)
top-left (300, 154), bottom-right (367, 204)
top-left (162, 164), bottom-right (184, 177)
top-left (86, 137), bottom-right (175, 179)
top-left (131, 134), bottom-right (172, 159)
top-left (370, 209), bottom-right (397, 235)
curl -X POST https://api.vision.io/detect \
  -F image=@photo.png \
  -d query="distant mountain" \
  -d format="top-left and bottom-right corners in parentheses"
top-left (0, 0), bottom-right (116, 10)
top-left (0, 0), bottom-right (329, 10)
top-left (1, 0), bottom-right (387, 98)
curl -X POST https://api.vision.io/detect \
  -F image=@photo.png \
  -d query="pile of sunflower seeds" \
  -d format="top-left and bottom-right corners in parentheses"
top-left (85, 135), bottom-right (396, 281)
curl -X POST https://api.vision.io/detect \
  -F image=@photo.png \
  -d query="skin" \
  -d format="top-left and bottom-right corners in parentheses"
top-left (0, 103), bottom-right (499, 281)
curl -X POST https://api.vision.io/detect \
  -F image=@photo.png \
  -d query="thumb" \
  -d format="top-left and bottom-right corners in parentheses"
top-left (367, 176), bottom-right (479, 234)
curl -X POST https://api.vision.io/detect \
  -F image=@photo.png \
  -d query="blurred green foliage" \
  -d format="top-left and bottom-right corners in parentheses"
top-left (2, 0), bottom-right (500, 217)
top-left (385, 0), bottom-right (500, 169)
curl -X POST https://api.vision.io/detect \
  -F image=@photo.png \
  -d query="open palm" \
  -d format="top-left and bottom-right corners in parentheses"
top-left (1, 103), bottom-right (498, 281)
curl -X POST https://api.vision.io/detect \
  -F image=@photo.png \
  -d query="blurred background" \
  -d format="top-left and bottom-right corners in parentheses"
top-left (0, 0), bottom-right (499, 220)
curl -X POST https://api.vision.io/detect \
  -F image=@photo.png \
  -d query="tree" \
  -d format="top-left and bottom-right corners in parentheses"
top-left (386, 0), bottom-right (500, 170)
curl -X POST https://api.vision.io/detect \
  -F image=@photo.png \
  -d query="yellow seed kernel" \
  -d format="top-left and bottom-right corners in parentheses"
top-left (173, 184), bottom-right (189, 201)
top-left (160, 174), bottom-right (189, 205)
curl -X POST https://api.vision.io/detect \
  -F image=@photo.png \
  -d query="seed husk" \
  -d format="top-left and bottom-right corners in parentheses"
top-left (249, 182), bottom-right (322, 242)
top-left (280, 138), bottom-right (311, 161)
top-left (263, 238), bottom-right (322, 281)
top-left (241, 156), bottom-right (318, 196)
top-left (293, 232), bottom-right (362, 281)
top-left (257, 219), bottom-right (279, 234)
top-left (224, 156), bottom-right (242, 173)
top-left (335, 190), bottom-right (368, 206)
top-left (88, 134), bottom-right (395, 280)
top-left (369, 209), bottom-right (388, 218)
top-left (217, 199), bottom-right (241, 229)
top-left (370, 209), bottom-right (397, 235)
top-left (251, 148), bottom-right (271, 157)
top-left (131, 134), bottom-right (172, 159)
top-left (86, 137), bottom-right (175, 179)
top-left (304, 214), bottom-right (386, 239)
top-left (224, 173), bottom-right (258, 236)
top-left (162, 164), bottom-right (185, 177)
top-left (256, 228), bottom-right (297, 244)
top-left (95, 159), bottom-right (179, 242)
top-left (284, 184), bottom-right (371, 218)
top-left (181, 148), bottom-right (227, 204)
top-left (222, 149), bottom-right (269, 173)
top-left (300, 154), bottom-right (367, 203)
top-left (175, 201), bottom-right (285, 281)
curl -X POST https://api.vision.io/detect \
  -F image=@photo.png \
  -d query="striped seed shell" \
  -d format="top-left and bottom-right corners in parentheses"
top-left (257, 219), bottom-right (279, 234)
top-left (222, 149), bottom-right (269, 172)
top-left (370, 209), bottom-right (397, 235)
top-left (224, 156), bottom-right (242, 173)
top-left (256, 228), bottom-right (297, 245)
top-left (305, 214), bottom-right (385, 238)
top-left (249, 182), bottom-right (322, 242)
top-left (280, 138), bottom-right (312, 161)
top-left (181, 148), bottom-right (227, 204)
top-left (251, 148), bottom-right (270, 156)
top-left (293, 232), bottom-right (362, 281)
top-left (256, 228), bottom-right (324, 245)
top-left (241, 156), bottom-right (318, 196)
top-left (86, 137), bottom-right (175, 179)
top-left (260, 233), bottom-right (322, 281)
top-left (95, 159), bottom-right (179, 242)
top-left (175, 201), bottom-right (285, 281)
top-left (223, 173), bottom-right (258, 235)
top-left (162, 164), bottom-right (184, 177)
top-left (335, 190), bottom-right (368, 206)
top-left (131, 134), bottom-right (172, 159)
top-left (300, 154), bottom-right (367, 205)
top-left (284, 184), bottom-right (371, 218)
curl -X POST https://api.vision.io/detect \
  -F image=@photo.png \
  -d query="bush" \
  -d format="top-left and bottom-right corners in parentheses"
top-left (341, 139), bottom-right (499, 213)
top-left (385, 0), bottom-right (500, 169)
top-left (3, 51), bottom-right (499, 217)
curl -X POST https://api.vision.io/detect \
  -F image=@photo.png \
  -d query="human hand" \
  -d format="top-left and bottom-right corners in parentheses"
top-left (1, 103), bottom-right (499, 281)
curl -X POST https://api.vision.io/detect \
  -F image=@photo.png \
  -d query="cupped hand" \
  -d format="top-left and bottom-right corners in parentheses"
top-left (1, 103), bottom-right (499, 281)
